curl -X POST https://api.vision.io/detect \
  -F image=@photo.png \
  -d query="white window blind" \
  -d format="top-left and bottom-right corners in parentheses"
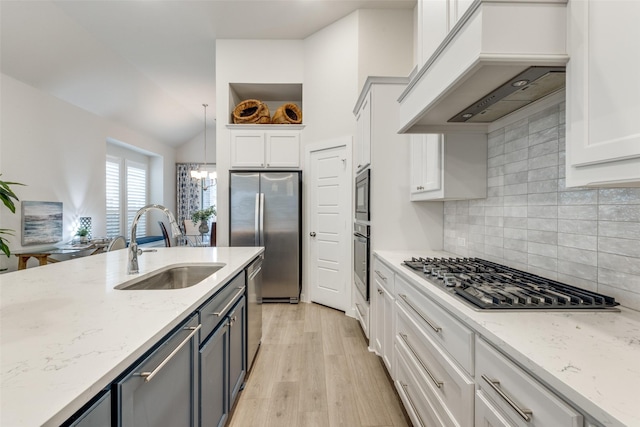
top-left (126, 161), bottom-right (147, 238)
top-left (106, 156), bottom-right (148, 238)
top-left (105, 158), bottom-right (121, 237)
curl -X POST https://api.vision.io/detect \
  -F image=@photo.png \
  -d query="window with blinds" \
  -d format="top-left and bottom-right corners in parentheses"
top-left (105, 157), bottom-right (148, 238)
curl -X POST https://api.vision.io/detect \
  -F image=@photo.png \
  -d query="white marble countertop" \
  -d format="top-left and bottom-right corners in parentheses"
top-left (0, 246), bottom-right (263, 426)
top-left (375, 250), bottom-right (640, 427)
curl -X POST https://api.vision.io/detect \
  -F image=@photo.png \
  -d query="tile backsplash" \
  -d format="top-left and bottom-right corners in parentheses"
top-left (444, 102), bottom-right (640, 311)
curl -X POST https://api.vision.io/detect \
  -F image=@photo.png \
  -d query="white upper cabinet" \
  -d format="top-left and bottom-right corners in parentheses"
top-left (566, 0), bottom-right (640, 186)
top-left (229, 126), bottom-right (302, 169)
top-left (416, 0), bottom-right (448, 67)
top-left (355, 91), bottom-right (372, 172)
top-left (410, 133), bottom-right (487, 201)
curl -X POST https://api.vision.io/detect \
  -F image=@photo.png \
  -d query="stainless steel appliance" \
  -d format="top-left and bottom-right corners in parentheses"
top-left (403, 257), bottom-right (619, 311)
top-left (230, 171), bottom-right (301, 303)
top-left (354, 222), bottom-right (370, 301)
top-left (246, 255), bottom-right (263, 372)
top-left (355, 168), bottom-right (370, 222)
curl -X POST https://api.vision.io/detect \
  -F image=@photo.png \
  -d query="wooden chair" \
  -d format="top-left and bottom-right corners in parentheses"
top-left (210, 221), bottom-right (216, 246)
top-left (107, 236), bottom-right (127, 252)
top-left (158, 221), bottom-right (171, 247)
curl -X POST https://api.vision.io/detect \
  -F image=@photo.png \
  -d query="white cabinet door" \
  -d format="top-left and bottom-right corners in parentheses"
top-left (566, 0), bottom-right (640, 186)
top-left (230, 128), bottom-right (301, 169)
top-left (449, 0), bottom-right (474, 29)
top-left (417, 0), bottom-right (448, 66)
top-left (355, 91), bottom-right (371, 172)
top-left (265, 132), bottom-right (300, 168)
top-left (475, 391), bottom-right (514, 427)
top-left (230, 130), bottom-right (265, 168)
top-left (410, 134), bottom-right (442, 197)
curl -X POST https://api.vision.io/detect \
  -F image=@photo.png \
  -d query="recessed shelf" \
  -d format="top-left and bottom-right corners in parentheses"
top-left (228, 83), bottom-right (303, 125)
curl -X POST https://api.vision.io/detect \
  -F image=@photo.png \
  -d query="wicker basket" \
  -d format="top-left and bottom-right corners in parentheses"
top-left (271, 103), bottom-right (302, 124)
top-left (232, 99), bottom-right (271, 124)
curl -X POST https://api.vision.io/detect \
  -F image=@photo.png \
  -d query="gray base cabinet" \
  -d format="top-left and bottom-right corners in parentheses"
top-left (228, 297), bottom-right (246, 404)
top-left (64, 390), bottom-right (111, 427)
top-left (116, 315), bottom-right (199, 427)
top-left (200, 320), bottom-right (229, 427)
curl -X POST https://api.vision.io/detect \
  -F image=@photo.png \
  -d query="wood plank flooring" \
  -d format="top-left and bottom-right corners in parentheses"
top-left (228, 302), bottom-right (411, 427)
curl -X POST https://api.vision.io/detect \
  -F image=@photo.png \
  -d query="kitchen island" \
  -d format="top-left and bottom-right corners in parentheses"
top-left (375, 250), bottom-right (640, 427)
top-left (0, 246), bottom-right (263, 426)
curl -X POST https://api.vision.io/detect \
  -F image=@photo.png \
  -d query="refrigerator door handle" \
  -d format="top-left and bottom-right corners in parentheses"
top-left (259, 193), bottom-right (265, 246)
top-left (254, 193), bottom-right (260, 246)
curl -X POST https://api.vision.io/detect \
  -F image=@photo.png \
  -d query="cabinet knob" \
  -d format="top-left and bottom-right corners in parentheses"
top-left (310, 232), bottom-right (316, 237)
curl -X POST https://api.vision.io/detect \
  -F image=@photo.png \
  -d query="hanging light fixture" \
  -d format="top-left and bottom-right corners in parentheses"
top-left (191, 103), bottom-right (217, 190)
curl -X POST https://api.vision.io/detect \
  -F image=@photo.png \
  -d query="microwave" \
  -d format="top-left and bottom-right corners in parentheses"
top-left (355, 168), bottom-right (370, 222)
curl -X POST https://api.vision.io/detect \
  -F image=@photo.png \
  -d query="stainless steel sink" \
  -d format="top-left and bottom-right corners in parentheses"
top-left (115, 264), bottom-right (224, 290)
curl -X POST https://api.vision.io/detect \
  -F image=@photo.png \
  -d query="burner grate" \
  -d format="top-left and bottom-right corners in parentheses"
top-left (402, 257), bottom-right (619, 310)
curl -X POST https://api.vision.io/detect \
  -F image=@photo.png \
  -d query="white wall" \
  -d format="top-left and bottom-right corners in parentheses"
top-left (215, 40), bottom-right (305, 247)
top-left (0, 74), bottom-right (176, 271)
top-left (176, 126), bottom-right (216, 164)
top-left (357, 9), bottom-right (415, 92)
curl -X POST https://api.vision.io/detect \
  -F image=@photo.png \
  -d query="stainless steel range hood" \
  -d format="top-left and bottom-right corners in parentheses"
top-left (398, 0), bottom-right (569, 134)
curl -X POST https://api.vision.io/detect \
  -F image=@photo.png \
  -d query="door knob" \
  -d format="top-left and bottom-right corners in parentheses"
top-left (310, 232), bottom-right (316, 237)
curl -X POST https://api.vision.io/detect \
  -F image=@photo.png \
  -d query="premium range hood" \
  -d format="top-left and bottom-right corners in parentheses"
top-left (398, 0), bottom-right (569, 134)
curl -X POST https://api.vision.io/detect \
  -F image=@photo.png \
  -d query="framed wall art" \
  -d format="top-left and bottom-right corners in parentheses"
top-left (21, 201), bottom-right (63, 245)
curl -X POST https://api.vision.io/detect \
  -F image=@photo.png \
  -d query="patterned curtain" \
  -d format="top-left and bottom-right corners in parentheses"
top-left (176, 163), bottom-right (201, 227)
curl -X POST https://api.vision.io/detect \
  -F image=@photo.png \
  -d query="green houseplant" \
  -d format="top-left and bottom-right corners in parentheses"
top-left (0, 175), bottom-right (25, 259)
top-left (191, 206), bottom-right (216, 234)
top-left (76, 226), bottom-right (90, 243)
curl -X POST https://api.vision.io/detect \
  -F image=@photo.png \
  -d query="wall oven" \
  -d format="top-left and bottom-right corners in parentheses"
top-left (354, 222), bottom-right (370, 301)
top-left (355, 168), bottom-right (370, 222)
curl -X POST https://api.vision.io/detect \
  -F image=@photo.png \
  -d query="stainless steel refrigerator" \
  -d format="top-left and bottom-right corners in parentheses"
top-left (230, 171), bottom-right (301, 303)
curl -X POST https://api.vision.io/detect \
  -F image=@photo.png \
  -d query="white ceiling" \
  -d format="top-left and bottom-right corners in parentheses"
top-left (1, 0), bottom-right (415, 147)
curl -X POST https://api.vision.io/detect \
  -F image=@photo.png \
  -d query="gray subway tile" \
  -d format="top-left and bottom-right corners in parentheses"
top-left (469, 215), bottom-right (485, 225)
top-left (505, 148), bottom-right (529, 164)
top-left (488, 154), bottom-right (505, 168)
top-left (598, 236), bottom-right (640, 258)
top-left (504, 136), bottom-right (529, 154)
top-left (469, 224), bottom-right (485, 235)
top-left (504, 238), bottom-right (527, 252)
top-left (598, 221), bottom-right (640, 240)
top-left (529, 106), bottom-right (559, 134)
top-left (529, 126), bottom-right (558, 147)
top-left (487, 165), bottom-right (505, 178)
top-left (559, 190), bottom-right (598, 205)
top-left (556, 273), bottom-right (597, 292)
top-left (503, 250), bottom-right (529, 265)
top-left (557, 246), bottom-right (597, 266)
top-left (558, 205), bottom-right (598, 220)
top-left (596, 284), bottom-right (640, 312)
top-left (598, 188), bottom-right (640, 205)
top-left (504, 195), bottom-right (528, 206)
top-left (528, 166), bottom-right (558, 182)
top-left (485, 235), bottom-right (504, 248)
top-left (528, 193), bottom-right (558, 206)
top-left (504, 171), bottom-right (528, 185)
top-left (528, 152), bottom-right (559, 170)
top-left (527, 205), bottom-right (558, 219)
top-left (558, 219), bottom-right (598, 236)
top-left (485, 206), bottom-right (504, 217)
top-left (557, 233), bottom-right (597, 251)
top-left (528, 254), bottom-right (558, 272)
top-left (486, 226), bottom-right (504, 238)
top-left (504, 160), bottom-right (528, 175)
top-left (505, 120), bottom-right (529, 141)
top-left (488, 129), bottom-right (505, 147)
top-left (488, 143), bottom-right (504, 159)
top-left (485, 196), bottom-right (504, 207)
top-left (488, 175), bottom-right (504, 188)
top-left (598, 252), bottom-right (640, 276)
top-left (469, 233), bottom-right (485, 244)
top-left (529, 139), bottom-right (559, 159)
top-left (557, 259), bottom-right (597, 281)
top-left (488, 186), bottom-right (504, 197)
top-left (468, 206), bottom-right (486, 216)
top-left (504, 227), bottom-right (528, 240)
top-left (529, 242), bottom-right (558, 258)
top-left (504, 206), bottom-right (528, 218)
top-left (599, 205), bottom-right (640, 222)
top-left (598, 268), bottom-right (640, 294)
top-left (504, 183), bottom-right (528, 196)
top-left (528, 217), bottom-right (558, 232)
top-left (527, 230), bottom-right (558, 245)
top-left (504, 217), bottom-right (528, 229)
top-left (485, 216), bottom-right (504, 227)
top-left (528, 179), bottom-right (558, 194)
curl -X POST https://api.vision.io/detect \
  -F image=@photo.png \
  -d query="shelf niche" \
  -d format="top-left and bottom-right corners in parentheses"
top-left (228, 83), bottom-right (303, 125)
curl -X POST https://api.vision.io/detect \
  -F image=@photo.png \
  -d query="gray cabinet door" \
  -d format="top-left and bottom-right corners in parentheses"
top-left (117, 316), bottom-right (199, 427)
top-left (200, 321), bottom-right (229, 427)
top-left (68, 390), bottom-right (111, 427)
top-left (228, 296), bottom-right (246, 404)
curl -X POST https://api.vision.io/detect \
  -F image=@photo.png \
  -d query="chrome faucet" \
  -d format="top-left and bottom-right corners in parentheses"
top-left (128, 204), bottom-right (183, 274)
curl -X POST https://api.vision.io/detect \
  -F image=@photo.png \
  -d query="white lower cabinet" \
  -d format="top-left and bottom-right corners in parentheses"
top-left (476, 338), bottom-right (583, 427)
top-left (372, 256), bottom-right (593, 427)
top-left (354, 285), bottom-right (370, 339)
top-left (372, 257), bottom-right (395, 374)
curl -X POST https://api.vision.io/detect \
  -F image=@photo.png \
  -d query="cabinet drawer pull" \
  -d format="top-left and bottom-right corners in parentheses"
top-left (375, 270), bottom-right (387, 281)
top-left (481, 374), bottom-right (533, 422)
top-left (398, 294), bottom-right (442, 333)
top-left (400, 382), bottom-right (426, 427)
top-left (139, 324), bottom-right (201, 382)
top-left (355, 303), bottom-right (365, 318)
top-left (213, 287), bottom-right (246, 316)
top-left (399, 332), bottom-right (443, 389)
top-left (377, 288), bottom-right (384, 295)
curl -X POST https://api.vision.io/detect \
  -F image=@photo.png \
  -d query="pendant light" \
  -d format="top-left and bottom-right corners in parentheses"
top-left (191, 103), bottom-right (217, 189)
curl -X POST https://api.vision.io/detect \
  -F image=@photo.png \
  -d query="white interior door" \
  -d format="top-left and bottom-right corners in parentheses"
top-left (307, 139), bottom-right (351, 311)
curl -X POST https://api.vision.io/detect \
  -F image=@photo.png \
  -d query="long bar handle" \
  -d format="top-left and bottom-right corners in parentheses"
top-left (254, 193), bottom-right (260, 246)
top-left (259, 193), bottom-right (265, 245)
top-left (399, 332), bottom-right (443, 389)
top-left (481, 375), bottom-right (533, 422)
top-left (213, 286), bottom-right (246, 316)
top-left (400, 382), bottom-right (426, 427)
top-left (398, 294), bottom-right (442, 333)
top-left (374, 270), bottom-right (387, 281)
top-left (139, 324), bottom-right (201, 382)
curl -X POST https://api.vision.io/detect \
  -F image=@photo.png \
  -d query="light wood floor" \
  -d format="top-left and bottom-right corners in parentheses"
top-left (228, 302), bottom-right (411, 427)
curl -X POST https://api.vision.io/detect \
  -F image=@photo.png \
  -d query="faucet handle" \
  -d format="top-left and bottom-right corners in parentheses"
top-left (137, 248), bottom-right (158, 255)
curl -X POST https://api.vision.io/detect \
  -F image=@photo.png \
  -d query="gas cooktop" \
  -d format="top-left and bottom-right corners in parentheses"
top-left (403, 257), bottom-right (620, 311)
